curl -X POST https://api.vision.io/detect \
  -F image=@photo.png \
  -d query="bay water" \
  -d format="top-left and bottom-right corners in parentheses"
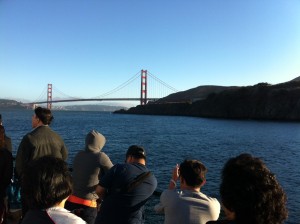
top-left (1, 109), bottom-right (299, 224)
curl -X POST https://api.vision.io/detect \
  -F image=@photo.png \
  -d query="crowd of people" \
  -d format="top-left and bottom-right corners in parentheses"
top-left (0, 107), bottom-right (288, 224)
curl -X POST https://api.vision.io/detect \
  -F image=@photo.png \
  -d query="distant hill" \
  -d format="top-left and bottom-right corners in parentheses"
top-left (0, 99), bottom-right (29, 110)
top-left (0, 99), bottom-right (127, 112)
top-left (155, 85), bottom-right (238, 103)
top-left (61, 104), bottom-right (127, 112)
top-left (115, 79), bottom-right (300, 121)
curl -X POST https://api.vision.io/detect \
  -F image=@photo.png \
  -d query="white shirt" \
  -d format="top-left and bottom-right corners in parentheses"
top-left (46, 207), bottom-right (86, 224)
top-left (154, 189), bottom-right (220, 224)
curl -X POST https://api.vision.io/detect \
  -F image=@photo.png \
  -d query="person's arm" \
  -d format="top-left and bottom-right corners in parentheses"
top-left (95, 184), bottom-right (106, 201)
top-left (5, 136), bottom-right (12, 153)
top-left (61, 143), bottom-right (68, 161)
top-left (168, 164), bottom-right (179, 190)
top-left (154, 164), bottom-right (179, 214)
top-left (15, 136), bottom-right (30, 178)
top-left (96, 164), bottom-right (116, 198)
top-left (154, 191), bottom-right (166, 214)
top-left (0, 151), bottom-right (13, 194)
top-left (99, 152), bottom-right (113, 172)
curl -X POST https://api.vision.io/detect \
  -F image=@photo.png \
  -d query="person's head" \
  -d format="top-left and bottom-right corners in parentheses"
top-left (220, 153), bottom-right (288, 224)
top-left (32, 107), bottom-right (53, 128)
top-left (0, 125), bottom-right (5, 148)
top-left (22, 156), bottom-right (73, 209)
top-left (125, 145), bottom-right (146, 164)
top-left (85, 130), bottom-right (106, 152)
top-left (179, 159), bottom-right (207, 188)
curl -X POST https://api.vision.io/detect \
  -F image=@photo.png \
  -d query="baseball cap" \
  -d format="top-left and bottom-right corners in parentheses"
top-left (126, 145), bottom-right (146, 159)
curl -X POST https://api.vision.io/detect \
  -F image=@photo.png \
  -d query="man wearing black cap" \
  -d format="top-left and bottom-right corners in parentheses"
top-left (95, 145), bottom-right (157, 224)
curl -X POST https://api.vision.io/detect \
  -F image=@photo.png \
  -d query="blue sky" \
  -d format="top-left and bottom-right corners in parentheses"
top-left (0, 0), bottom-right (299, 105)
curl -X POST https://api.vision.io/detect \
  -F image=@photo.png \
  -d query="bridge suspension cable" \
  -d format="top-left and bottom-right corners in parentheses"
top-left (95, 71), bottom-right (141, 98)
top-left (34, 85), bottom-right (48, 102)
top-left (148, 72), bottom-right (178, 93)
top-left (52, 85), bottom-right (80, 100)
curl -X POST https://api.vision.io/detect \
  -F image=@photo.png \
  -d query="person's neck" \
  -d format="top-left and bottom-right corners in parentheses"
top-left (182, 186), bottom-right (200, 192)
top-left (128, 157), bottom-right (146, 165)
top-left (55, 198), bottom-right (67, 208)
top-left (34, 123), bottom-right (47, 129)
top-left (180, 182), bottom-right (201, 192)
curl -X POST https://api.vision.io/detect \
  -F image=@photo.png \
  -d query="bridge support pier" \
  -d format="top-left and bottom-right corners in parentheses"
top-left (140, 70), bottom-right (147, 105)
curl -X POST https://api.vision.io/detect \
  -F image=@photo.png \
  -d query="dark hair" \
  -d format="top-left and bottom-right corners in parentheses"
top-left (126, 145), bottom-right (146, 160)
top-left (179, 159), bottom-right (207, 187)
top-left (34, 107), bottom-right (53, 125)
top-left (22, 156), bottom-right (73, 209)
top-left (220, 153), bottom-right (288, 224)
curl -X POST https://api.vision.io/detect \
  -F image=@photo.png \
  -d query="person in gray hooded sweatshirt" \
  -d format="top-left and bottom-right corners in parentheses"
top-left (65, 130), bottom-right (113, 224)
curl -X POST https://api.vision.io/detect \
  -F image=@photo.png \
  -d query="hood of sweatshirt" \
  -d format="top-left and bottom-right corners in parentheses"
top-left (85, 130), bottom-right (106, 153)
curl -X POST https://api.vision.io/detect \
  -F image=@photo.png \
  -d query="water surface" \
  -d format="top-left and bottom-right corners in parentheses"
top-left (1, 110), bottom-right (299, 223)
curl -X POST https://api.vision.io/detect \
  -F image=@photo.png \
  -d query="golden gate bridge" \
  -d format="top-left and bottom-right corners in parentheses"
top-left (31, 70), bottom-right (178, 109)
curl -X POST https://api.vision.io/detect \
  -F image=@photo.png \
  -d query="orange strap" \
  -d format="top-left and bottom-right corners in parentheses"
top-left (67, 195), bottom-right (97, 208)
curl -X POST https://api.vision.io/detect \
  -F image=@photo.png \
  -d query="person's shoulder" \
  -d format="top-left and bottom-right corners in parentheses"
top-left (0, 147), bottom-right (12, 157)
top-left (161, 189), bottom-right (178, 197)
top-left (99, 151), bottom-right (110, 158)
top-left (27, 126), bottom-right (47, 136)
top-left (47, 207), bottom-right (86, 224)
top-left (201, 193), bottom-right (221, 208)
top-left (63, 212), bottom-right (86, 224)
top-left (108, 163), bottom-right (126, 173)
top-left (22, 209), bottom-right (54, 224)
top-left (199, 192), bottom-right (219, 201)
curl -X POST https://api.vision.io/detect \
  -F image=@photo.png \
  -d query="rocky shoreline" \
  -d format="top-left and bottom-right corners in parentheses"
top-left (115, 81), bottom-right (300, 121)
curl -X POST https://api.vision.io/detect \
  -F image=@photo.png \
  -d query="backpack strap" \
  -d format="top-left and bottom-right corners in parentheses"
top-left (125, 171), bottom-right (152, 192)
top-left (111, 171), bottom-right (152, 194)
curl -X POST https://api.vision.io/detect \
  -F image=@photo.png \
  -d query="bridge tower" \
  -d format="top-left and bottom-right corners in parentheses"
top-left (140, 70), bottom-right (147, 105)
top-left (47, 84), bottom-right (52, 109)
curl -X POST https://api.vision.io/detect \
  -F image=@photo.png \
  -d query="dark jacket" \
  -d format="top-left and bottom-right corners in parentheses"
top-left (0, 147), bottom-right (13, 198)
top-left (15, 125), bottom-right (68, 177)
top-left (4, 135), bottom-right (12, 152)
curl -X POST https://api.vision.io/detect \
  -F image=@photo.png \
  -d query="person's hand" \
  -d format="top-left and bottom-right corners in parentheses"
top-left (169, 164), bottom-right (179, 189)
top-left (172, 164), bottom-right (179, 181)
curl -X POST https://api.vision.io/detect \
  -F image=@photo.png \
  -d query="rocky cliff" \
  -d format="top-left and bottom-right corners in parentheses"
top-left (115, 80), bottom-right (300, 121)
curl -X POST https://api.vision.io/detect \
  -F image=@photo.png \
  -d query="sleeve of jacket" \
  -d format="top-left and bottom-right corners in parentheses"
top-left (5, 136), bottom-right (13, 153)
top-left (5, 151), bottom-right (13, 187)
top-left (0, 150), bottom-right (13, 196)
top-left (99, 152), bottom-right (113, 171)
top-left (61, 143), bottom-right (68, 161)
top-left (15, 135), bottom-right (32, 178)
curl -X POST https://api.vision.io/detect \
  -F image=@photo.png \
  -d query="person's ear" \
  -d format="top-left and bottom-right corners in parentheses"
top-left (200, 179), bottom-right (206, 187)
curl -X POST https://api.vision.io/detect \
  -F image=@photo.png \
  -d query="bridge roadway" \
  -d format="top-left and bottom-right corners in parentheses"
top-left (31, 98), bottom-right (159, 104)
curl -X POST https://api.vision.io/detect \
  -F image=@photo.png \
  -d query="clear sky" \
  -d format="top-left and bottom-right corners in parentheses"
top-left (0, 0), bottom-right (299, 104)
